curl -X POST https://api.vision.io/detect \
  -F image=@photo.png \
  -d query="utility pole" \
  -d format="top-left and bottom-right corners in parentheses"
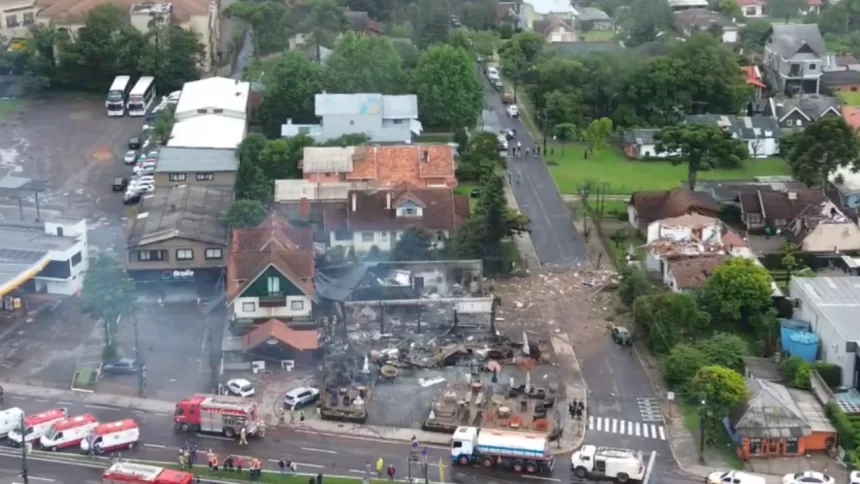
top-left (537, 109), bottom-right (548, 155)
top-left (20, 414), bottom-right (28, 484)
top-left (132, 310), bottom-right (145, 397)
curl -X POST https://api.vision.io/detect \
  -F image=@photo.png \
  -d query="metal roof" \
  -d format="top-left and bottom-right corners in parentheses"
top-left (154, 147), bottom-right (238, 173)
top-left (127, 185), bottom-right (231, 248)
top-left (0, 221), bottom-right (82, 294)
top-left (301, 147), bottom-right (355, 173)
top-left (767, 24), bottom-right (826, 59)
top-left (314, 93), bottom-right (418, 119)
top-left (731, 379), bottom-right (810, 439)
top-left (174, 77), bottom-right (250, 119)
top-left (791, 277), bottom-right (860, 341)
top-left (169, 116), bottom-right (247, 149)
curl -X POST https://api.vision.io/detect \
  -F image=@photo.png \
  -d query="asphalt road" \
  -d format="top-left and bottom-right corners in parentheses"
top-left (481, 76), bottom-right (589, 269)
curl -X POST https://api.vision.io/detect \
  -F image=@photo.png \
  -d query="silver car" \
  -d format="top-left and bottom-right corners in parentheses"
top-left (123, 150), bottom-right (138, 165)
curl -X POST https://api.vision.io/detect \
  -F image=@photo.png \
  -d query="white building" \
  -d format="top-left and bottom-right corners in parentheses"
top-left (791, 277), bottom-right (860, 388)
top-left (169, 77), bottom-right (250, 149)
top-left (0, 218), bottom-right (88, 298)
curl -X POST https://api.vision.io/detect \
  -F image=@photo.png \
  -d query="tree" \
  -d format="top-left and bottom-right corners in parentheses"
top-left (621, 57), bottom-right (691, 127)
top-left (256, 51), bottom-right (325, 138)
top-left (298, 0), bottom-right (347, 62)
top-left (225, 0), bottom-right (291, 56)
top-left (257, 136), bottom-right (314, 181)
top-left (140, 23), bottom-right (204, 93)
top-left (543, 90), bottom-right (580, 129)
top-left (581, 118), bottom-right (614, 151)
top-left (228, 199), bottom-right (267, 228)
top-left (717, 0), bottom-right (742, 18)
top-left (414, 44), bottom-right (483, 130)
top-left (326, 32), bottom-right (405, 94)
top-left (740, 20), bottom-right (773, 50)
top-left (618, 265), bottom-right (648, 308)
top-left (458, 132), bottom-right (506, 181)
top-left (470, 31), bottom-right (499, 61)
top-left (780, 241), bottom-right (801, 282)
top-left (664, 344), bottom-right (707, 396)
top-left (690, 365), bottom-right (748, 444)
top-left (655, 124), bottom-right (748, 190)
top-left (235, 134), bottom-right (272, 202)
top-left (699, 258), bottom-right (773, 327)
top-left (460, 0), bottom-right (498, 31)
top-left (769, 0), bottom-right (808, 21)
top-left (634, 292), bottom-right (710, 354)
top-left (553, 123), bottom-right (578, 155)
top-left (786, 116), bottom-right (859, 187)
top-left (150, 106), bottom-right (176, 145)
top-left (342, 0), bottom-right (396, 21)
top-left (698, 332), bottom-right (750, 372)
top-left (79, 253), bottom-right (136, 363)
top-left (392, 227), bottom-right (436, 261)
top-left (622, 0), bottom-right (673, 47)
top-left (412, 0), bottom-right (450, 49)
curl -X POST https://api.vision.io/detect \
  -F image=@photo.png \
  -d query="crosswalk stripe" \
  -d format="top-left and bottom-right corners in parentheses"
top-left (587, 416), bottom-right (667, 440)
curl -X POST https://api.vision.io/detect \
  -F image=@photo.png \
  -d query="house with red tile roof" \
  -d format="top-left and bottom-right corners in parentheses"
top-left (628, 187), bottom-right (720, 231)
top-left (322, 184), bottom-right (471, 255)
top-left (226, 213), bottom-right (317, 324)
top-left (743, 66), bottom-right (767, 99)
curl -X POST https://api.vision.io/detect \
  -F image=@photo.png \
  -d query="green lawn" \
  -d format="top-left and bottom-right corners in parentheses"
top-left (680, 403), bottom-right (744, 470)
top-left (162, 463), bottom-right (394, 483)
top-left (546, 143), bottom-right (791, 194)
top-left (0, 99), bottom-right (20, 121)
top-left (839, 91), bottom-right (860, 106)
top-left (582, 30), bottom-right (617, 41)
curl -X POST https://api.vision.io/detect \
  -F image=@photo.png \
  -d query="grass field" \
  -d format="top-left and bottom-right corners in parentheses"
top-left (839, 91), bottom-right (860, 106)
top-left (582, 30), bottom-right (617, 41)
top-left (680, 403), bottom-right (744, 470)
top-left (545, 143), bottom-right (791, 194)
top-left (0, 99), bottom-right (20, 120)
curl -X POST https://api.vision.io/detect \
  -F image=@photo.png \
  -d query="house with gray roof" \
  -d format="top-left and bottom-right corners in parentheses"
top-left (281, 93), bottom-right (422, 144)
top-left (577, 7), bottom-right (613, 31)
top-left (621, 129), bottom-right (672, 159)
top-left (126, 185), bottom-right (232, 285)
top-left (685, 115), bottom-right (781, 158)
top-left (762, 94), bottom-right (842, 131)
top-left (763, 24), bottom-right (827, 95)
top-left (154, 147), bottom-right (239, 190)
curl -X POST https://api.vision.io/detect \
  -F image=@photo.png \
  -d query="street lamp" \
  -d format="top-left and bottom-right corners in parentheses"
top-left (698, 398), bottom-right (707, 465)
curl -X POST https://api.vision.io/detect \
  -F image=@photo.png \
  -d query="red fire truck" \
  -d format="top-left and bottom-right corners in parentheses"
top-left (102, 462), bottom-right (193, 484)
top-left (174, 394), bottom-right (260, 438)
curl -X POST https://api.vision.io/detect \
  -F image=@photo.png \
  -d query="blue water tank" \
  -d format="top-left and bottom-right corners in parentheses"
top-left (785, 331), bottom-right (820, 363)
top-left (780, 318), bottom-right (812, 352)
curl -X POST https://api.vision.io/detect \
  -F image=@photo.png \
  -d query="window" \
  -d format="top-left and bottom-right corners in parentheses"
top-left (796, 119), bottom-right (802, 126)
top-left (393, 119), bottom-right (404, 124)
top-left (298, 127), bottom-right (310, 134)
top-left (213, 108), bottom-right (223, 114)
top-left (808, 63), bottom-right (817, 71)
top-left (267, 276), bottom-right (281, 294)
top-left (176, 249), bottom-right (194, 260)
top-left (404, 208), bottom-right (416, 216)
top-left (744, 6), bottom-right (757, 14)
top-left (291, 300), bottom-right (304, 311)
top-left (137, 250), bottom-right (165, 261)
top-left (22, 12), bottom-right (33, 25)
top-left (785, 119), bottom-right (793, 126)
top-left (169, 173), bottom-right (187, 182)
top-left (205, 248), bottom-right (222, 260)
top-left (437, 231), bottom-right (444, 241)
top-left (56, 227), bottom-right (64, 236)
top-left (785, 438), bottom-right (799, 454)
top-left (71, 252), bottom-right (82, 267)
top-left (361, 232), bottom-right (374, 242)
top-left (197, 108), bottom-right (207, 114)
top-left (5, 14), bottom-right (17, 27)
top-left (242, 302), bottom-right (256, 313)
top-left (349, 120), bottom-right (355, 125)
top-left (334, 231), bottom-right (351, 241)
top-left (196, 173), bottom-right (215, 181)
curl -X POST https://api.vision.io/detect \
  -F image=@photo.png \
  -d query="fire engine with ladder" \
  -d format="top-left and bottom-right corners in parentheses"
top-left (173, 394), bottom-right (260, 438)
top-left (102, 462), bottom-right (193, 484)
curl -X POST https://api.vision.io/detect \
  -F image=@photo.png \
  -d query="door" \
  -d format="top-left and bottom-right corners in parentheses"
top-left (595, 458), bottom-right (606, 474)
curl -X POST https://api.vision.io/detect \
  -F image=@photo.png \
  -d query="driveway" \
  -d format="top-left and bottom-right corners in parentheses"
top-left (481, 78), bottom-right (589, 269)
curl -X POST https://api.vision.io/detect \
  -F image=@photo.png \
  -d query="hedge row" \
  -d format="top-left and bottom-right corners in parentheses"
top-left (826, 401), bottom-right (860, 450)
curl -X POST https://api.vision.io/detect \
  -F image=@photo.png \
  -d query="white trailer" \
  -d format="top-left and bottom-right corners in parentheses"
top-left (451, 426), bottom-right (554, 475)
top-left (571, 445), bottom-right (645, 483)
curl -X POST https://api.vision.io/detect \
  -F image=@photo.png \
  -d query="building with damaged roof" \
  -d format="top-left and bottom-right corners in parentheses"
top-left (685, 114), bottom-right (781, 158)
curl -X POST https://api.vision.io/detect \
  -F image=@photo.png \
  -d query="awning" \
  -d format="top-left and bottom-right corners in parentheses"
top-left (0, 255), bottom-right (51, 299)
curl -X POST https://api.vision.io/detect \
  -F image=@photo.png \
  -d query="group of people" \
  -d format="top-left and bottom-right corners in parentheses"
top-left (365, 458), bottom-right (398, 483)
top-left (237, 421), bottom-right (265, 445)
top-left (568, 399), bottom-right (586, 420)
top-left (510, 142), bottom-right (542, 158)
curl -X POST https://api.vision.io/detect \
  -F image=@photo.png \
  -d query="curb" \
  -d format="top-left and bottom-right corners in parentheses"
top-left (291, 428), bottom-right (450, 449)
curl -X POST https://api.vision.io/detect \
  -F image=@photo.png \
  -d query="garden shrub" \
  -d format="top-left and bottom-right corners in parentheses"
top-left (812, 362), bottom-right (842, 388)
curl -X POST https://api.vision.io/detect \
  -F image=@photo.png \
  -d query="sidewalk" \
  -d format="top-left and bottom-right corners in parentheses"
top-left (504, 177), bottom-right (541, 273)
top-left (549, 332), bottom-right (587, 455)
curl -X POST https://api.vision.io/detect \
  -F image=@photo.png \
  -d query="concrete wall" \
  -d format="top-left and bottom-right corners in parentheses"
top-left (154, 171), bottom-right (236, 189)
top-left (127, 237), bottom-right (226, 272)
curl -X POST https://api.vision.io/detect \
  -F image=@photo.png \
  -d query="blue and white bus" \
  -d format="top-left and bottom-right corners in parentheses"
top-left (106, 75), bottom-right (132, 117)
top-left (127, 76), bottom-right (156, 117)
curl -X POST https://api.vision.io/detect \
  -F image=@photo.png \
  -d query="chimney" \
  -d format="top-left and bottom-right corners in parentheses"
top-left (351, 193), bottom-right (357, 212)
top-left (286, 118), bottom-right (293, 125)
top-left (300, 196), bottom-right (310, 217)
top-left (386, 192), bottom-right (392, 210)
top-left (788, 192), bottom-right (797, 200)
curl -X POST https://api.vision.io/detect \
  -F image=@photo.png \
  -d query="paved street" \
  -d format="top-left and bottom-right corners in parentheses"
top-left (481, 78), bottom-right (589, 268)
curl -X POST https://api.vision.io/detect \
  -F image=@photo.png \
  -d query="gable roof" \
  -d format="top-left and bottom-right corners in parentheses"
top-left (345, 11), bottom-right (383, 35)
top-left (127, 185), bottom-right (231, 248)
top-left (738, 189), bottom-right (828, 221)
top-left (233, 213), bottom-right (314, 252)
top-left (301, 147), bottom-right (355, 174)
top-left (836, 55), bottom-right (860, 67)
top-left (730, 379), bottom-right (810, 439)
top-left (824, 70), bottom-right (860, 87)
top-left (667, 255), bottom-right (728, 290)
top-left (766, 24), bottom-right (826, 59)
top-left (578, 7), bottom-right (612, 22)
top-left (323, 185), bottom-right (470, 233)
top-left (742, 66), bottom-right (766, 89)
top-left (623, 128), bottom-right (659, 145)
top-left (243, 319), bottom-right (320, 351)
top-left (346, 145), bottom-right (457, 187)
top-left (773, 95), bottom-right (841, 123)
top-left (629, 188), bottom-right (720, 223)
top-left (674, 8), bottom-right (734, 31)
top-left (534, 15), bottom-right (576, 36)
top-left (685, 114), bottom-right (781, 139)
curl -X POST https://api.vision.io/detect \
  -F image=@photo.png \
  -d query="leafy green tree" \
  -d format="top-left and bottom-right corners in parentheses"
top-left (621, 57), bottom-right (690, 127)
top-left (225, 0), bottom-right (291, 56)
top-left (459, 0), bottom-right (498, 31)
top-left (582, 118), bottom-right (614, 151)
top-left (412, 0), bottom-right (450, 49)
top-left (664, 344), bottom-right (707, 396)
top-left (618, 265), bottom-right (648, 308)
top-left (717, 0), bottom-right (742, 17)
top-left (257, 51), bottom-right (325, 138)
top-left (454, 128), bottom-right (470, 155)
top-left (780, 241), bottom-right (801, 282)
top-left (299, 0), bottom-right (347, 62)
top-left (342, 0), bottom-right (396, 21)
top-left (235, 134), bottom-right (273, 202)
top-left (470, 31), bottom-right (499, 60)
top-left (140, 24), bottom-right (204, 93)
top-left (634, 292), bottom-right (710, 355)
top-left (414, 44), bottom-right (483, 130)
top-left (458, 132), bottom-right (506, 181)
top-left (698, 333), bottom-right (750, 372)
top-left (326, 32), bottom-right (405, 94)
top-left (690, 365), bottom-right (748, 444)
top-left (671, 34), bottom-right (754, 114)
top-left (786, 116), bottom-right (859, 187)
top-left (322, 133), bottom-right (370, 147)
top-left (553, 123), bottom-right (578, 155)
top-left (768, 0), bottom-right (808, 21)
top-left (740, 20), bottom-right (773, 49)
top-left (150, 106), bottom-right (176, 145)
top-left (655, 124), bottom-right (748, 190)
top-left (622, 0), bottom-right (673, 47)
top-left (80, 253), bottom-right (136, 363)
top-left (700, 258), bottom-right (773, 327)
top-left (499, 31), bottom-right (545, 99)
top-left (228, 199), bottom-right (268, 228)
top-left (543, 90), bottom-right (581, 129)
top-left (392, 227), bottom-right (436, 261)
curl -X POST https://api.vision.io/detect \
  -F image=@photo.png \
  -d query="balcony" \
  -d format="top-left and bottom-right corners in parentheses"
top-left (258, 292), bottom-right (286, 308)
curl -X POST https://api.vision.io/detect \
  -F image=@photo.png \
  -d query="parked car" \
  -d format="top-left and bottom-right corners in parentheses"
top-left (506, 105), bottom-right (519, 117)
top-left (102, 358), bottom-right (143, 375)
top-left (112, 178), bottom-right (128, 192)
top-left (123, 150), bottom-right (138, 165)
top-left (849, 471), bottom-right (860, 484)
top-left (504, 129), bottom-right (516, 140)
top-left (123, 192), bottom-right (141, 205)
top-left (133, 162), bottom-right (156, 174)
top-left (226, 379), bottom-right (255, 398)
top-left (128, 136), bottom-right (141, 150)
top-left (610, 326), bottom-right (631, 345)
top-left (485, 66), bottom-right (499, 78)
top-left (284, 387), bottom-right (320, 409)
top-left (707, 471), bottom-right (765, 484)
top-left (491, 77), bottom-right (503, 90)
top-left (783, 472), bottom-right (834, 484)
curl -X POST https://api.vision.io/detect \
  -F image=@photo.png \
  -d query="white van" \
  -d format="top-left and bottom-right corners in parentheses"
top-left (81, 419), bottom-right (139, 453)
top-left (40, 414), bottom-right (98, 451)
top-left (8, 408), bottom-right (67, 446)
top-left (0, 408), bottom-right (24, 438)
top-left (707, 470), bottom-right (766, 484)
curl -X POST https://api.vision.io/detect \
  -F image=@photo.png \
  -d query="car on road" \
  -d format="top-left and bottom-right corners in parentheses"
top-left (610, 326), bottom-right (632, 345)
top-left (284, 387), bottom-right (320, 409)
top-left (506, 105), bottom-right (519, 117)
top-left (850, 471), bottom-right (860, 484)
top-left (123, 150), bottom-right (138, 165)
top-left (123, 192), bottom-right (142, 205)
top-left (112, 178), bottom-right (128, 192)
top-left (485, 66), bottom-right (499, 78)
top-left (128, 136), bottom-right (141, 150)
top-left (504, 129), bottom-right (516, 140)
top-left (102, 358), bottom-right (143, 375)
top-left (226, 378), bottom-right (256, 398)
top-left (783, 472), bottom-right (835, 484)
top-left (707, 471), bottom-right (765, 484)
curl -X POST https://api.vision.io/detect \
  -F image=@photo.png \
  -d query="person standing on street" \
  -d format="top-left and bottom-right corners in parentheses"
top-left (238, 427), bottom-right (248, 446)
top-left (376, 458), bottom-right (384, 477)
top-left (278, 458), bottom-right (286, 475)
top-left (387, 463), bottom-right (396, 482)
top-left (235, 455), bottom-right (244, 474)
